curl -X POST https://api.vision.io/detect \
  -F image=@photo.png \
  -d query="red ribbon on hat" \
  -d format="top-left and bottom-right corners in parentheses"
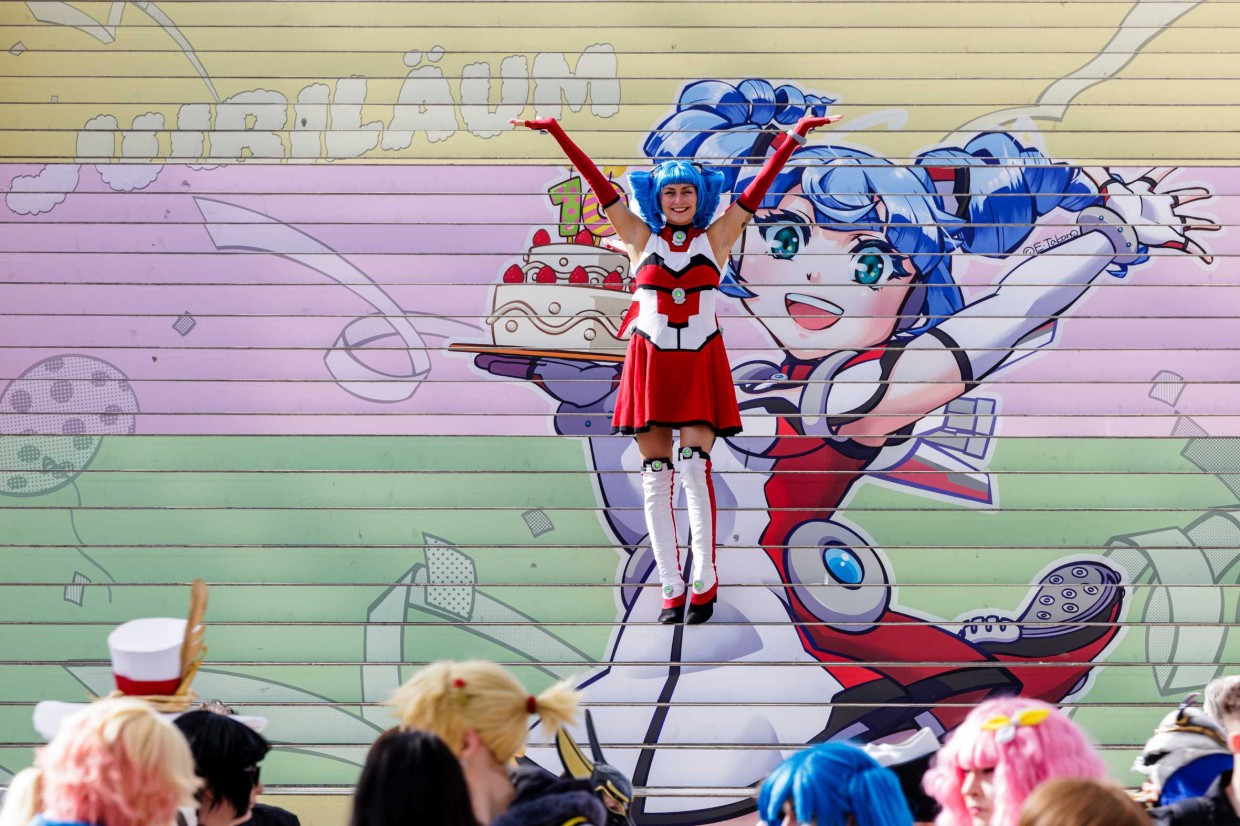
top-left (115, 675), bottom-right (183, 696)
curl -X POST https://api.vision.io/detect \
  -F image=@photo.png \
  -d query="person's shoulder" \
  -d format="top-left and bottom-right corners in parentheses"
top-left (1149, 793), bottom-right (1220, 826)
top-left (511, 758), bottom-right (561, 801)
top-left (492, 788), bottom-right (605, 826)
top-left (243, 803), bottom-right (301, 826)
top-left (497, 765), bottom-right (606, 826)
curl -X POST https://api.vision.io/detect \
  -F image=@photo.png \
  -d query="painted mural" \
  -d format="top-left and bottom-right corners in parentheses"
top-left (3, 0), bottom-right (1240, 824)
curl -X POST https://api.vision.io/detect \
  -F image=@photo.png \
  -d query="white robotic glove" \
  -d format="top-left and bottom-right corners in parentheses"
top-left (1078, 168), bottom-right (1216, 265)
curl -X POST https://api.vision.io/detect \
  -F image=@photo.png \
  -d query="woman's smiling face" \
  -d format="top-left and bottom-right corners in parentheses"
top-left (738, 187), bottom-right (917, 359)
top-left (660, 182), bottom-right (698, 225)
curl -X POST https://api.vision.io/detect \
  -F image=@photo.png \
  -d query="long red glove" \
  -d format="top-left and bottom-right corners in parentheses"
top-left (736, 114), bottom-right (842, 213)
top-left (516, 118), bottom-right (621, 209)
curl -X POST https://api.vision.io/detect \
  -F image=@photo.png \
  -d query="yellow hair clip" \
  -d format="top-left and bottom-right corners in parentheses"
top-left (980, 708), bottom-right (1051, 744)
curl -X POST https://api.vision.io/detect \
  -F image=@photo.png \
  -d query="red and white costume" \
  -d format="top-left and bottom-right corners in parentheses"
top-left (516, 114), bottom-right (835, 619)
top-left (612, 226), bottom-right (742, 437)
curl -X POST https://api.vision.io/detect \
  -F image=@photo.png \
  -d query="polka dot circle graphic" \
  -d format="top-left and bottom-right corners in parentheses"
top-left (50, 380), bottom-right (73, 403)
top-left (0, 355), bottom-right (139, 496)
top-left (10, 390), bottom-right (31, 414)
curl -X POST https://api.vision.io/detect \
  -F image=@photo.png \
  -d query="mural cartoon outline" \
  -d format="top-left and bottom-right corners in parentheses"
top-left (472, 78), bottom-right (1219, 822)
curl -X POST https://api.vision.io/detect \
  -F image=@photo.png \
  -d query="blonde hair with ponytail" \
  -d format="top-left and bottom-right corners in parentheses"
top-left (388, 661), bottom-right (579, 764)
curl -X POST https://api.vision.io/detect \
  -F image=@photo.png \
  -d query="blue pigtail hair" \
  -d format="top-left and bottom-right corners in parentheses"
top-left (757, 743), bottom-right (913, 826)
top-left (918, 132), bottom-right (1147, 276)
top-left (695, 165), bottom-right (726, 227)
top-left (628, 160), bottom-right (729, 232)
top-left (627, 169), bottom-right (661, 232)
top-left (917, 132), bottom-right (1101, 256)
top-left (644, 79), bottom-right (833, 193)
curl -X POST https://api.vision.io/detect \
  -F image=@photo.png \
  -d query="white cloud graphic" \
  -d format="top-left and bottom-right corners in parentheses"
top-left (5, 164), bottom-right (81, 215)
top-left (96, 164), bottom-right (161, 192)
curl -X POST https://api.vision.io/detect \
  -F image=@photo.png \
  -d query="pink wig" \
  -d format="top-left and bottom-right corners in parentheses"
top-left (924, 698), bottom-right (1107, 826)
top-left (37, 698), bottom-right (199, 826)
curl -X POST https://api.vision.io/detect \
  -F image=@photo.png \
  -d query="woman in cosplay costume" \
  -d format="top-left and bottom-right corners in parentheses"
top-left (924, 698), bottom-right (1107, 826)
top-left (511, 110), bottom-right (841, 624)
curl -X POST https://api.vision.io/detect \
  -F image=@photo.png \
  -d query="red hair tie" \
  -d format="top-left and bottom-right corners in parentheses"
top-left (449, 677), bottom-right (468, 707)
top-left (526, 695), bottom-right (537, 714)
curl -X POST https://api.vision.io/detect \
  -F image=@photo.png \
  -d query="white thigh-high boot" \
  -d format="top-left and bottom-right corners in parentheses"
top-left (641, 456), bottom-right (685, 622)
top-left (678, 446), bottom-right (718, 623)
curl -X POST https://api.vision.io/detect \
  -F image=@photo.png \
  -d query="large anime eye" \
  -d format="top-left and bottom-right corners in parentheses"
top-left (851, 241), bottom-right (892, 288)
top-left (768, 225), bottom-right (802, 260)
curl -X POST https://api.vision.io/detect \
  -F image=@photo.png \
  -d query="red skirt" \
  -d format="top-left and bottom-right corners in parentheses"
top-left (612, 333), bottom-right (743, 437)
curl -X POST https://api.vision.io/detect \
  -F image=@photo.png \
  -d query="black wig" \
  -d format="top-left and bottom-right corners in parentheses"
top-left (174, 710), bottom-right (270, 817)
top-left (350, 728), bottom-right (475, 826)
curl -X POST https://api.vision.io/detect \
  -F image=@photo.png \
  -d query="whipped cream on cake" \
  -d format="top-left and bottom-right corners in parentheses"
top-left (487, 229), bottom-right (634, 354)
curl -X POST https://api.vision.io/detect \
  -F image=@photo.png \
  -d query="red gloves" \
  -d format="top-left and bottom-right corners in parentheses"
top-left (515, 118), bottom-right (621, 209)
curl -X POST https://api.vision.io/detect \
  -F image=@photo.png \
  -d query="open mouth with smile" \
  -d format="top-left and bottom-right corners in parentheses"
top-left (785, 293), bottom-right (844, 330)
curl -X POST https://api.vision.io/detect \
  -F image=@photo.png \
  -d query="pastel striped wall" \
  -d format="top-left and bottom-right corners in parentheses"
top-left (2, 2), bottom-right (1240, 824)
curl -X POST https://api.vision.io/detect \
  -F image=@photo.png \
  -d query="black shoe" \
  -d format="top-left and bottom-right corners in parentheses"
top-left (685, 597), bottom-right (715, 625)
top-left (658, 603), bottom-right (684, 624)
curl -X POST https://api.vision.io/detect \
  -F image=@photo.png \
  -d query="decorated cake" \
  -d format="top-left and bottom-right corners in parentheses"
top-left (486, 228), bottom-right (635, 355)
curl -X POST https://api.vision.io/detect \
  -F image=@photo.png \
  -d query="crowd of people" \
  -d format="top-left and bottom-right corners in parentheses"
top-left (1, 664), bottom-right (1238, 826)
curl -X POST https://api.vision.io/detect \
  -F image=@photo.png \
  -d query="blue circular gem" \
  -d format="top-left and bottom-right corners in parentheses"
top-left (823, 546), bottom-right (864, 586)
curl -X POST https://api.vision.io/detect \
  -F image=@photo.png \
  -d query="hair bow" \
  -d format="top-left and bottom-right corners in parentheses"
top-left (980, 707), bottom-right (1051, 744)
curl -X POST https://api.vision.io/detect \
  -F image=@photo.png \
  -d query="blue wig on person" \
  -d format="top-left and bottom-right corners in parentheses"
top-left (628, 160), bottom-right (726, 232)
top-left (642, 79), bottom-right (1116, 331)
top-left (756, 742), bottom-right (913, 826)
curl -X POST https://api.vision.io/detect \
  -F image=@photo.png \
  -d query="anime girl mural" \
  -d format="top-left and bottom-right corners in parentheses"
top-left (475, 79), bottom-right (1216, 822)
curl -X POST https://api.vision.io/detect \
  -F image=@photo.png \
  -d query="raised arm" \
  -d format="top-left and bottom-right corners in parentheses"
top-left (826, 231), bottom-right (1118, 443)
top-left (512, 117), bottom-right (650, 255)
top-left (818, 171), bottom-right (1215, 444)
top-left (706, 114), bottom-right (842, 262)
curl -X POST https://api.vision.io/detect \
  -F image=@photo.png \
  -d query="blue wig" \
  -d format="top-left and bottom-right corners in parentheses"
top-left (757, 743), bottom-right (913, 826)
top-left (642, 79), bottom-right (1117, 329)
top-left (628, 160), bottom-right (726, 232)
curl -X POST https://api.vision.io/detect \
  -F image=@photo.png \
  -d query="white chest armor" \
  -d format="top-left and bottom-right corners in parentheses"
top-left (628, 230), bottom-right (722, 352)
